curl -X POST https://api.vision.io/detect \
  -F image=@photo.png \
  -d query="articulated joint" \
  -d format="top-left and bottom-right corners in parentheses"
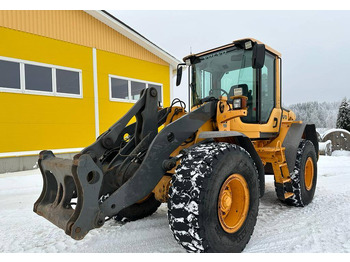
top-left (162, 152), bottom-right (186, 171)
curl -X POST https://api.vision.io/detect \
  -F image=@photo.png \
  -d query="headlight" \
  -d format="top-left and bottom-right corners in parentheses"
top-left (245, 41), bottom-right (252, 49)
top-left (233, 98), bottom-right (242, 109)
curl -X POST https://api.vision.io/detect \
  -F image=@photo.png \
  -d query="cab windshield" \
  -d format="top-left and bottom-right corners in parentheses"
top-left (191, 47), bottom-right (257, 122)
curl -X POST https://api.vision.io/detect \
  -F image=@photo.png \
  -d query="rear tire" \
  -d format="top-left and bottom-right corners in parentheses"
top-left (168, 142), bottom-right (259, 253)
top-left (284, 139), bottom-right (317, 207)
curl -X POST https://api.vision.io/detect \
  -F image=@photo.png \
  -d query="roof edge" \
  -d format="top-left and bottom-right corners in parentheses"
top-left (183, 38), bottom-right (282, 61)
top-left (84, 10), bottom-right (181, 68)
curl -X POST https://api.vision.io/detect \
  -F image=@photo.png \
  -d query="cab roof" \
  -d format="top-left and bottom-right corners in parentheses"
top-left (183, 38), bottom-right (281, 62)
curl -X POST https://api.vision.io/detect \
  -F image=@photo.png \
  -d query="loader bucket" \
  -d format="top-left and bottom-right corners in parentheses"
top-left (33, 150), bottom-right (105, 240)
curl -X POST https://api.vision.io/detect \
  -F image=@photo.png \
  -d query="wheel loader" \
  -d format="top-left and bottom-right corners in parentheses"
top-left (33, 38), bottom-right (318, 253)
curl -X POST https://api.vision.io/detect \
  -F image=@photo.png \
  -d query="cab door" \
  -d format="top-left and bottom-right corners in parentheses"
top-left (228, 51), bottom-right (282, 139)
top-left (258, 51), bottom-right (282, 137)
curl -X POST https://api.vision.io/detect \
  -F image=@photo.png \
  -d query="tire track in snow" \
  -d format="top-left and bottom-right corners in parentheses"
top-left (0, 155), bottom-right (349, 252)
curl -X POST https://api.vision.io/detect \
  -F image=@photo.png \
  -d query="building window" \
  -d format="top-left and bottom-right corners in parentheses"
top-left (111, 78), bottom-right (128, 100)
top-left (0, 56), bottom-right (82, 98)
top-left (130, 81), bottom-right (146, 100)
top-left (0, 60), bottom-right (21, 90)
top-left (25, 64), bottom-right (53, 92)
top-left (56, 69), bottom-right (81, 95)
top-left (148, 83), bottom-right (162, 105)
top-left (109, 75), bottom-right (163, 105)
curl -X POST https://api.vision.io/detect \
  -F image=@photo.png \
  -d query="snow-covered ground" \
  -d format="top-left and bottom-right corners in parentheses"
top-left (0, 154), bottom-right (349, 253)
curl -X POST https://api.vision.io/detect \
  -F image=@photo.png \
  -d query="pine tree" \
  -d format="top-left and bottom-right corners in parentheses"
top-left (336, 97), bottom-right (350, 132)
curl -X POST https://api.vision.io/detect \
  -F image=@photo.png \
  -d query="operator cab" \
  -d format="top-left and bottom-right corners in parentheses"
top-left (178, 38), bottom-right (282, 138)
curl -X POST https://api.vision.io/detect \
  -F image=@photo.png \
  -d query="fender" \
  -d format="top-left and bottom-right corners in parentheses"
top-left (198, 131), bottom-right (265, 197)
top-left (283, 123), bottom-right (319, 173)
top-left (304, 124), bottom-right (319, 158)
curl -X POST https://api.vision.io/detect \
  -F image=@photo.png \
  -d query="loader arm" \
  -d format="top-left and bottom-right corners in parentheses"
top-left (80, 87), bottom-right (158, 166)
top-left (34, 87), bottom-right (217, 240)
top-left (99, 101), bottom-right (216, 217)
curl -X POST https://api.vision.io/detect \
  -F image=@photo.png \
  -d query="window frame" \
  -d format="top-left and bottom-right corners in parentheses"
top-left (0, 56), bottom-right (83, 98)
top-left (109, 74), bottom-right (163, 105)
top-left (259, 51), bottom-right (276, 124)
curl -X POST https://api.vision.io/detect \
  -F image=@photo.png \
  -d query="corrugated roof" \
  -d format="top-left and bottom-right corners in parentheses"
top-left (85, 10), bottom-right (181, 68)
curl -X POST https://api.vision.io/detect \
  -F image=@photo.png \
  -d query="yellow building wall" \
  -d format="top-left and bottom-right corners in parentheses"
top-left (0, 27), bottom-right (171, 153)
top-left (97, 49), bottom-right (170, 133)
top-left (0, 27), bottom-right (95, 153)
top-left (0, 11), bottom-right (173, 154)
top-left (0, 10), bottom-right (168, 66)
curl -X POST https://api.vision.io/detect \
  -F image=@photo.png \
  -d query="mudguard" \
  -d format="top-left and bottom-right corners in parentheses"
top-left (283, 123), bottom-right (319, 173)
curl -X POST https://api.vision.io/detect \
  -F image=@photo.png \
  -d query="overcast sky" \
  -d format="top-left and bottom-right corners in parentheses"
top-left (109, 10), bottom-right (350, 106)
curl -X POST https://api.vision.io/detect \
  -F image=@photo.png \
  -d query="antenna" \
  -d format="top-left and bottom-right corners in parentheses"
top-left (190, 46), bottom-right (192, 54)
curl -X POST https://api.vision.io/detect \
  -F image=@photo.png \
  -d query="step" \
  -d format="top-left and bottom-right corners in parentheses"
top-left (284, 192), bottom-right (294, 199)
top-left (282, 178), bottom-right (291, 184)
top-left (279, 162), bottom-right (287, 168)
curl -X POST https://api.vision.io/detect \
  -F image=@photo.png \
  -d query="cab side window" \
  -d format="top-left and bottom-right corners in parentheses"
top-left (261, 53), bottom-right (275, 123)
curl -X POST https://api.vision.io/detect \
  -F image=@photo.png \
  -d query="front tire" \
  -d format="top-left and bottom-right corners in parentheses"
top-left (168, 142), bottom-right (259, 253)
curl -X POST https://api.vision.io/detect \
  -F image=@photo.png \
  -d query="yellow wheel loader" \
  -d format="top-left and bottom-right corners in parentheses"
top-left (33, 38), bottom-right (318, 253)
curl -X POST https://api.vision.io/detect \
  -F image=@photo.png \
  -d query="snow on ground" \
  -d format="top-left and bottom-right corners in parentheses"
top-left (0, 155), bottom-right (350, 253)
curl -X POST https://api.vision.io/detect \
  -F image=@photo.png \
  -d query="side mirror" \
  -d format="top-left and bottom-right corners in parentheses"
top-left (252, 43), bottom-right (265, 69)
top-left (176, 63), bottom-right (186, 86)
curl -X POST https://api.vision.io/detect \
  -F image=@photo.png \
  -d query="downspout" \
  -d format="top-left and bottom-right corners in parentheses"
top-left (92, 48), bottom-right (100, 138)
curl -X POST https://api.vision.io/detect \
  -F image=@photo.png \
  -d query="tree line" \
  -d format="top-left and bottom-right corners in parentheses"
top-left (287, 97), bottom-right (350, 131)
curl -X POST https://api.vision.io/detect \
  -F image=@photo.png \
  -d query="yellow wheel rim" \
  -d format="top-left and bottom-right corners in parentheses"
top-left (304, 157), bottom-right (314, 191)
top-left (218, 174), bottom-right (249, 233)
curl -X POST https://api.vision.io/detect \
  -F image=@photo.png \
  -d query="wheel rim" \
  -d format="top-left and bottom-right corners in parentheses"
top-left (218, 174), bottom-right (249, 233)
top-left (304, 157), bottom-right (314, 191)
